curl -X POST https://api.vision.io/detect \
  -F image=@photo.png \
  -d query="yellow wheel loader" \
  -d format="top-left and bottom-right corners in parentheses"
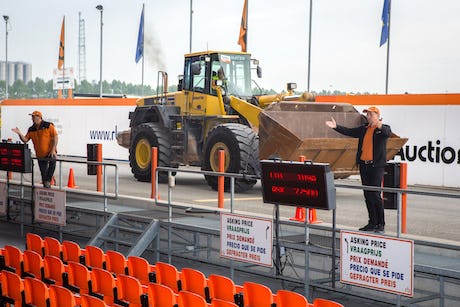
top-left (117, 51), bottom-right (407, 192)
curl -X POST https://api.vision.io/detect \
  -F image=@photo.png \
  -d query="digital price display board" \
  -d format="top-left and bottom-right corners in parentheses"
top-left (0, 142), bottom-right (32, 173)
top-left (261, 160), bottom-right (336, 210)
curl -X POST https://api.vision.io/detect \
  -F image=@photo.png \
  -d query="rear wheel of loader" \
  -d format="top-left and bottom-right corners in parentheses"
top-left (129, 123), bottom-right (172, 183)
top-left (202, 123), bottom-right (259, 193)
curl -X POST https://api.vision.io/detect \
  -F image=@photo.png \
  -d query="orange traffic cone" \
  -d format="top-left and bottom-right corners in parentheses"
top-left (67, 168), bottom-right (78, 188)
top-left (290, 207), bottom-right (306, 222)
top-left (308, 208), bottom-right (322, 224)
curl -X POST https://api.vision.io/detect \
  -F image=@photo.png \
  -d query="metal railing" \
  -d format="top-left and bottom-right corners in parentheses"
top-left (152, 165), bottom-right (460, 306)
top-left (21, 157), bottom-right (120, 200)
top-left (53, 158), bottom-right (120, 203)
top-left (3, 157), bottom-right (120, 240)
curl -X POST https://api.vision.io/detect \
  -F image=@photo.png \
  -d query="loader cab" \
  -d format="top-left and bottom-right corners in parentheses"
top-left (183, 52), bottom-right (254, 99)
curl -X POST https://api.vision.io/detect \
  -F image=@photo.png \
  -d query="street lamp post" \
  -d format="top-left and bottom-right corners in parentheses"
top-left (96, 5), bottom-right (103, 98)
top-left (3, 15), bottom-right (9, 99)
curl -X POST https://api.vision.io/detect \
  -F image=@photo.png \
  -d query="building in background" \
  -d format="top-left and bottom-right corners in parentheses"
top-left (0, 61), bottom-right (32, 85)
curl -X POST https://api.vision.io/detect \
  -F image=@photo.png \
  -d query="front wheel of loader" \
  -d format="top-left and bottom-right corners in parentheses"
top-left (129, 123), bottom-right (172, 183)
top-left (202, 123), bottom-right (259, 193)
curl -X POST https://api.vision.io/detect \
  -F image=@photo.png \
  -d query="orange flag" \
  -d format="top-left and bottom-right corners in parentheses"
top-left (58, 17), bottom-right (65, 69)
top-left (237, 0), bottom-right (248, 52)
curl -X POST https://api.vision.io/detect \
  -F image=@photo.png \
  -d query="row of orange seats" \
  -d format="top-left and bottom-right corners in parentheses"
top-left (0, 268), bottom-right (253, 307)
top-left (6, 232), bottom-right (344, 307)
top-left (0, 270), bottom-right (110, 307)
top-left (1, 267), bottom-right (342, 307)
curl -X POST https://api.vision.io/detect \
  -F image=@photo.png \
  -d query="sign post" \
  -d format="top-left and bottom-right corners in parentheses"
top-left (34, 188), bottom-right (66, 226)
top-left (53, 67), bottom-right (75, 90)
top-left (220, 213), bottom-right (273, 267)
top-left (260, 159), bottom-right (336, 300)
top-left (340, 230), bottom-right (414, 297)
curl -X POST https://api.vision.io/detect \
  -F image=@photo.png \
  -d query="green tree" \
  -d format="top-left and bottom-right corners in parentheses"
top-left (10, 80), bottom-right (30, 98)
top-left (32, 78), bottom-right (47, 98)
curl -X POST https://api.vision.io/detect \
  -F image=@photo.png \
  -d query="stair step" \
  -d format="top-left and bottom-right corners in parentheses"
top-left (98, 235), bottom-right (134, 247)
top-left (88, 213), bottom-right (160, 258)
top-left (106, 224), bottom-right (145, 234)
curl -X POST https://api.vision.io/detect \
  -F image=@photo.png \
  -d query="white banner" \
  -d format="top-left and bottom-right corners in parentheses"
top-left (340, 230), bottom-right (414, 297)
top-left (34, 188), bottom-right (66, 226)
top-left (2, 104), bottom-right (134, 160)
top-left (220, 213), bottom-right (273, 267)
top-left (360, 105), bottom-right (460, 188)
top-left (2, 101), bottom-right (459, 188)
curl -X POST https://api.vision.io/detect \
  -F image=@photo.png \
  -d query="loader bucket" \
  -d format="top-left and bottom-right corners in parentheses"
top-left (258, 102), bottom-right (408, 178)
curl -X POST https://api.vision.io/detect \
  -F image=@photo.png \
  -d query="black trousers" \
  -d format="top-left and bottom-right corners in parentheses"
top-left (37, 158), bottom-right (56, 183)
top-left (359, 163), bottom-right (385, 226)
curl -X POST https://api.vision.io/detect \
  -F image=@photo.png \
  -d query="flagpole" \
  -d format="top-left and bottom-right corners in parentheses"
top-left (385, 0), bottom-right (392, 94)
top-left (246, 0), bottom-right (248, 51)
top-left (189, 0), bottom-right (193, 53)
top-left (141, 3), bottom-right (145, 96)
top-left (62, 16), bottom-right (65, 98)
top-left (57, 16), bottom-right (65, 99)
top-left (307, 0), bottom-right (312, 93)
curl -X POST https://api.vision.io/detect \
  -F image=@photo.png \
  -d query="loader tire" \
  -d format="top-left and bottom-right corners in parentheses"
top-left (129, 123), bottom-right (172, 183)
top-left (202, 123), bottom-right (259, 193)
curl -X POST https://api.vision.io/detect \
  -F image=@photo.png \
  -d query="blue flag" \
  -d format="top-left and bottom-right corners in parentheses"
top-left (380, 0), bottom-right (390, 46)
top-left (135, 6), bottom-right (144, 63)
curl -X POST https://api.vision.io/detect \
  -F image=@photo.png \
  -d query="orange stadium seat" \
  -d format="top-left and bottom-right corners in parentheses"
top-left (43, 255), bottom-right (66, 286)
top-left (24, 277), bottom-right (50, 307)
top-left (276, 289), bottom-right (310, 307)
top-left (66, 261), bottom-right (92, 295)
top-left (211, 298), bottom-right (238, 307)
top-left (81, 293), bottom-right (109, 307)
top-left (115, 274), bottom-right (148, 307)
top-left (155, 261), bottom-right (182, 293)
top-left (62, 240), bottom-right (86, 264)
top-left (2, 245), bottom-right (24, 275)
top-left (90, 267), bottom-right (117, 306)
top-left (242, 281), bottom-right (276, 307)
top-left (178, 290), bottom-right (209, 307)
top-left (44, 236), bottom-right (63, 260)
top-left (208, 274), bottom-right (242, 305)
top-left (127, 255), bottom-right (155, 286)
top-left (181, 267), bottom-right (209, 300)
top-left (85, 245), bottom-right (106, 270)
top-left (23, 250), bottom-right (45, 280)
top-left (26, 232), bottom-right (45, 257)
top-left (147, 282), bottom-right (178, 307)
top-left (0, 270), bottom-right (25, 306)
top-left (49, 284), bottom-right (77, 307)
top-left (106, 250), bottom-right (127, 276)
top-left (313, 298), bottom-right (345, 307)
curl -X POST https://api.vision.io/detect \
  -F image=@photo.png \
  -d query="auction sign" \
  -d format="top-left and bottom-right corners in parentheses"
top-left (34, 188), bottom-right (66, 226)
top-left (220, 213), bottom-right (273, 267)
top-left (340, 230), bottom-right (414, 297)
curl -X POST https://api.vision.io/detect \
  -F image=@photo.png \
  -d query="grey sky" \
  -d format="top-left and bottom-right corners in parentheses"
top-left (1, 0), bottom-right (459, 94)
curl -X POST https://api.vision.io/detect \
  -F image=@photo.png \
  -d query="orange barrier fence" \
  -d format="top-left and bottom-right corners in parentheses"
top-left (400, 163), bottom-right (408, 233)
top-left (218, 150), bottom-right (225, 209)
top-left (151, 147), bottom-right (158, 200)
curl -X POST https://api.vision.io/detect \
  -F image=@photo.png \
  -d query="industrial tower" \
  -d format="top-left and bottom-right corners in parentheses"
top-left (78, 12), bottom-right (87, 82)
